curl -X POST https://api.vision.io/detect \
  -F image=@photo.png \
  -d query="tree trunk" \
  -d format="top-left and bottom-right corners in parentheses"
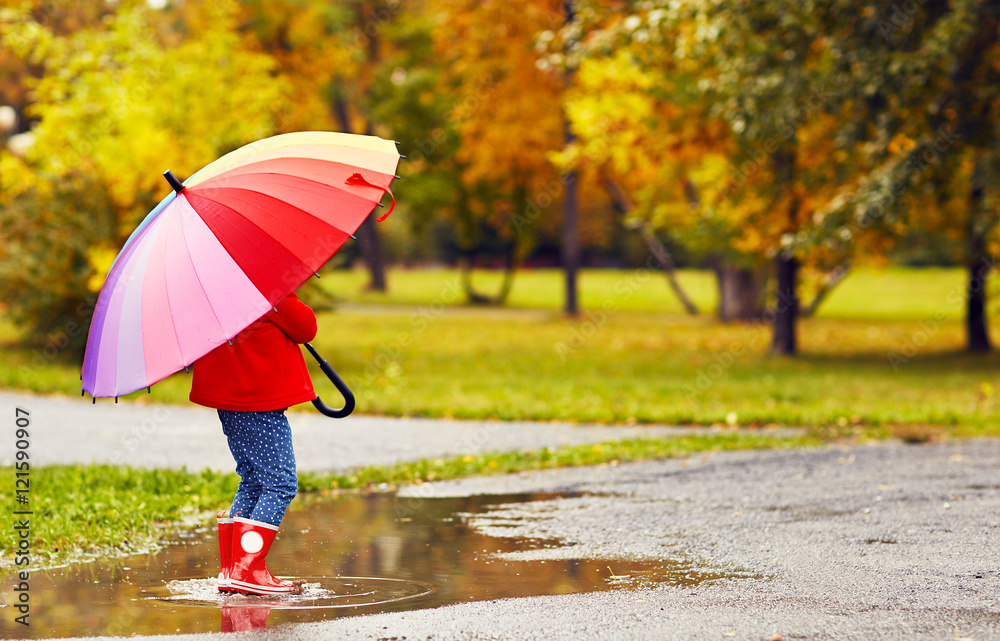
top-left (562, 164), bottom-right (579, 316)
top-left (800, 262), bottom-right (850, 318)
top-left (357, 216), bottom-right (387, 292)
top-left (771, 144), bottom-right (799, 355)
top-left (332, 97), bottom-right (388, 291)
top-left (601, 175), bottom-right (700, 315)
top-left (639, 225), bottom-right (700, 315)
top-left (712, 260), bottom-right (765, 322)
top-left (966, 256), bottom-right (991, 353)
top-left (771, 251), bottom-right (799, 354)
top-left (966, 167), bottom-right (992, 352)
top-left (460, 248), bottom-right (517, 305)
top-left (562, 0), bottom-right (579, 316)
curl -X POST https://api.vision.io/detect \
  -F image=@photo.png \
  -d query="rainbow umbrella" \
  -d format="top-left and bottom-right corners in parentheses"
top-left (81, 131), bottom-right (400, 402)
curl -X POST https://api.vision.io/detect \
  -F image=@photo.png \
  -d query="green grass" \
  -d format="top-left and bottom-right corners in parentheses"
top-left (812, 266), bottom-right (975, 321)
top-left (1, 431), bottom-right (813, 570)
top-left (318, 266), bottom-right (720, 313)
top-left (3, 267), bottom-right (1000, 433)
top-left (319, 265), bottom-right (983, 319)
top-left (0, 466), bottom-right (239, 567)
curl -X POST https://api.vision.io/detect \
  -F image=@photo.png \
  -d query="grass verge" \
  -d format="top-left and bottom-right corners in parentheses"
top-left (1, 430), bottom-right (815, 570)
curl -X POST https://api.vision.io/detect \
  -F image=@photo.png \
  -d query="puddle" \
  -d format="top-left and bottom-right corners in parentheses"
top-left (1, 492), bottom-right (726, 637)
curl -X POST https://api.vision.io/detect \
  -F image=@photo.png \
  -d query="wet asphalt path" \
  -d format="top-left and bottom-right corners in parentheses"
top-left (60, 437), bottom-right (1000, 640)
top-left (0, 390), bottom-right (707, 472)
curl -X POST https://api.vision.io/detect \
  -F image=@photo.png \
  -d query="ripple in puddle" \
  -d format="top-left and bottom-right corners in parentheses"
top-left (0, 492), bottom-right (725, 637)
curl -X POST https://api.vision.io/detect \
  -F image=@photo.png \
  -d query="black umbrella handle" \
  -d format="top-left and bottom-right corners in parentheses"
top-left (303, 342), bottom-right (355, 419)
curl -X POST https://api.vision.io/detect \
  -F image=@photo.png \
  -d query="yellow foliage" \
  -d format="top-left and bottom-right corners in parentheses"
top-left (15, 2), bottom-right (287, 227)
top-left (85, 246), bottom-right (117, 293)
top-left (430, 0), bottom-right (565, 197)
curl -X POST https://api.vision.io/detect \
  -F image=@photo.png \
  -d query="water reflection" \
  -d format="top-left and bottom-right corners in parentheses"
top-left (0, 492), bottom-right (722, 638)
top-left (220, 605), bottom-right (268, 633)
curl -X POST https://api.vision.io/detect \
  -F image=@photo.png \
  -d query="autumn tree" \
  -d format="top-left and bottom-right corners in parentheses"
top-left (0, 1), bottom-right (284, 351)
top-left (804, 0), bottom-right (1000, 352)
top-left (564, 2), bottom-right (939, 350)
top-left (424, 0), bottom-right (570, 304)
top-left (235, 0), bottom-right (400, 291)
top-left (544, 7), bottom-right (735, 318)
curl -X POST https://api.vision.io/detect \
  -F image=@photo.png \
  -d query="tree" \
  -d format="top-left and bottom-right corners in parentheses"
top-left (425, 0), bottom-right (568, 305)
top-left (567, 1), bottom-right (948, 348)
top-left (237, 0), bottom-right (395, 291)
top-left (806, 0), bottom-right (1000, 352)
top-left (0, 1), bottom-right (285, 351)
top-left (545, 6), bottom-right (740, 316)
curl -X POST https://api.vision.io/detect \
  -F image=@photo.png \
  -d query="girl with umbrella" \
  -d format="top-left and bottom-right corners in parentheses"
top-left (79, 131), bottom-right (400, 595)
top-left (190, 292), bottom-right (316, 595)
top-left (190, 293), bottom-right (316, 594)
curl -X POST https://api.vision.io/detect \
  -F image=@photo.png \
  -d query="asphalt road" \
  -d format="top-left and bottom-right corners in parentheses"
top-left (46, 437), bottom-right (1000, 641)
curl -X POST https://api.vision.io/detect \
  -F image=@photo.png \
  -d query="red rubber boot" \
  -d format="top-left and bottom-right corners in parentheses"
top-left (217, 511), bottom-right (234, 593)
top-left (229, 516), bottom-right (297, 595)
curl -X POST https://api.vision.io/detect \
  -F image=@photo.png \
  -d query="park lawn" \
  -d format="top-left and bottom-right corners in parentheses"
top-left (309, 309), bottom-right (1000, 436)
top-left (319, 266), bottom-right (720, 312)
top-left (1, 266), bottom-right (999, 435)
top-left (318, 265), bottom-right (979, 320)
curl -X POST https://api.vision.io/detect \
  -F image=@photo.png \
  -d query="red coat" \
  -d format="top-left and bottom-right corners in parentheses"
top-left (189, 293), bottom-right (318, 412)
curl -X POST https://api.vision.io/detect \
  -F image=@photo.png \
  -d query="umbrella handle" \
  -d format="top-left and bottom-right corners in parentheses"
top-left (303, 342), bottom-right (355, 419)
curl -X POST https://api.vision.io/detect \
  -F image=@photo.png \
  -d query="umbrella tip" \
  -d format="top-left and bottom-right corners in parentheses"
top-left (395, 140), bottom-right (401, 146)
top-left (163, 170), bottom-right (185, 193)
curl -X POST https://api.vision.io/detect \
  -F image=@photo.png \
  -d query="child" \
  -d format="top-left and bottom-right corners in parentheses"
top-left (189, 292), bottom-right (317, 595)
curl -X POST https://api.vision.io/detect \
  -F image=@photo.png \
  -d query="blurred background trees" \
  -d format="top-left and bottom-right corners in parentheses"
top-left (1, 0), bottom-right (998, 355)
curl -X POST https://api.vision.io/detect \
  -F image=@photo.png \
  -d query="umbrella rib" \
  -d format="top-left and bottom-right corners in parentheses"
top-left (83, 200), bottom-right (169, 384)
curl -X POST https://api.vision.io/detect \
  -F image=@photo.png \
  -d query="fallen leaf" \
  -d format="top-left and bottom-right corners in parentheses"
top-left (607, 566), bottom-right (631, 579)
top-left (954, 625), bottom-right (975, 641)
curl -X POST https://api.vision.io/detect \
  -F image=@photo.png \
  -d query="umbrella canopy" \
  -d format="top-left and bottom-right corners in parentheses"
top-left (82, 131), bottom-right (400, 399)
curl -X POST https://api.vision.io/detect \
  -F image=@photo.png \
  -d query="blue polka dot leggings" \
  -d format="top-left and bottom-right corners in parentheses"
top-left (219, 409), bottom-right (298, 527)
